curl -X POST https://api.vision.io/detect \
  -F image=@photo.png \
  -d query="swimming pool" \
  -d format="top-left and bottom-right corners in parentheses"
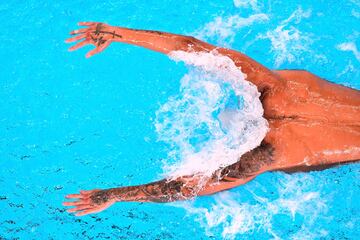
top-left (0, 0), bottom-right (359, 239)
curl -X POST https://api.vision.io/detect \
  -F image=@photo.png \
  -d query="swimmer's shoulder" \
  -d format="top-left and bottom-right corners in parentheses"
top-left (274, 69), bottom-right (360, 99)
top-left (273, 69), bottom-right (321, 82)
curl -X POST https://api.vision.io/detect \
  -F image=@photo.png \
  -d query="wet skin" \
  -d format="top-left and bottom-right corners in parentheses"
top-left (63, 22), bottom-right (360, 216)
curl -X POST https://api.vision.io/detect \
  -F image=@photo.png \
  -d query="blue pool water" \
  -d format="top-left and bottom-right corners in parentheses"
top-left (1, 0), bottom-right (359, 239)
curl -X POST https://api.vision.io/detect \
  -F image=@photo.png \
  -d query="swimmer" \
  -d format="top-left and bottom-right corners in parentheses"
top-left (63, 22), bottom-right (360, 216)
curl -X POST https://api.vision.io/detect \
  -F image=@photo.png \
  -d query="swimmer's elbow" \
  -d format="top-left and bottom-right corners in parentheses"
top-left (183, 35), bottom-right (199, 44)
top-left (173, 36), bottom-right (198, 50)
top-left (198, 176), bottom-right (256, 196)
top-left (173, 35), bottom-right (214, 52)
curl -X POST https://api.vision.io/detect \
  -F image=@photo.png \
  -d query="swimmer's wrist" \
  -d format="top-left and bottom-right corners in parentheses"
top-left (91, 24), bottom-right (126, 42)
top-left (104, 26), bottom-right (130, 42)
top-left (103, 187), bottom-right (139, 202)
top-left (104, 188), bottom-right (124, 202)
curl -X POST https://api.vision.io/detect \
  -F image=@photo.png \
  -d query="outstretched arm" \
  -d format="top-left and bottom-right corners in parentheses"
top-left (66, 22), bottom-right (281, 90)
top-left (63, 142), bottom-right (275, 216)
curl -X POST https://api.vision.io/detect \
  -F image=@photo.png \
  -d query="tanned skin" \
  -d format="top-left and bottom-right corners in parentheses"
top-left (63, 22), bottom-right (360, 216)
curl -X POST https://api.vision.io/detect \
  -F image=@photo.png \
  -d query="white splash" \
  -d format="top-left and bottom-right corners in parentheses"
top-left (350, 0), bottom-right (360, 8)
top-left (178, 174), bottom-right (328, 240)
top-left (352, 9), bottom-right (360, 18)
top-left (336, 60), bottom-right (360, 88)
top-left (336, 60), bottom-right (356, 78)
top-left (233, 0), bottom-right (260, 11)
top-left (193, 13), bottom-right (269, 46)
top-left (257, 7), bottom-right (313, 67)
top-left (337, 42), bottom-right (360, 62)
top-left (155, 50), bottom-right (268, 178)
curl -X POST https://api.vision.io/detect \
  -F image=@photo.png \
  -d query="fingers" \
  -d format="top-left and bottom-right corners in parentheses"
top-left (78, 22), bottom-right (99, 26)
top-left (63, 201), bottom-right (80, 206)
top-left (67, 204), bottom-right (91, 213)
top-left (75, 207), bottom-right (102, 216)
top-left (69, 40), bottom-right (89, 51)
top-left (85, 48), bottom-right (99, 58)
top-left (65, 193), bottom-right (83, 199)
top-left (69, 22), bottom-right (99, 35)
top-left (70, 28), bottom-right (88, 35)
top-left (80, 190), bottom-right (94, 195)
top-left (65, 189), bottom-right (99, 199)
top-left (63, 189), bottom-right (105, 216)
top-left (63, 198), bottom-right (90, 206)
top-left (85, 41), bottom-right (111, 58)
top-left (65, 34), bottom-right (86, 43)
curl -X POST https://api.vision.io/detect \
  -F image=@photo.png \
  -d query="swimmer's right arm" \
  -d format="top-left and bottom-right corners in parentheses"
top-left (62, 171), bottom-right (256, 216)
top-left (66, 22), bottom-right (281, 90)
top-left (63, 143), bottom-right (275, 216)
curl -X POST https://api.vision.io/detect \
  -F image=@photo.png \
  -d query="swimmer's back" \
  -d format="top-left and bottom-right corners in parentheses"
top-left (265, 69), bottom-right (360, 125)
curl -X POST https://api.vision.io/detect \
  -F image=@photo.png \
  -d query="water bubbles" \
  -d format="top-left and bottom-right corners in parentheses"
top-left (155, 50), bottom-right (268, 178)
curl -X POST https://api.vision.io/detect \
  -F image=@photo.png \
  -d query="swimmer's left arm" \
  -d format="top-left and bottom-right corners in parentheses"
top-left (65, 22), bottom-right (215, 57)
top-left (66, 22), bottom-right (281, 90)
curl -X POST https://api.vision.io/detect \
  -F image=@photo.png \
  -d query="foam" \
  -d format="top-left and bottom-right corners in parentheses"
top-left (352, 9), bottom-right (360, 18)
top-left (155, 50), bottom-right (268, 179)
top-left (336, 60), bottom-right (356, 78)
top-left (176, 174), bottom-right (328, 240)
top-left (337, 42), bottom-right (360, 62)
top-left (193, 13), bottom-right (269, 46)
top-left (257, 7), bottom-right (313, 67)
top-left (233, 0), bottom-right (259, 10)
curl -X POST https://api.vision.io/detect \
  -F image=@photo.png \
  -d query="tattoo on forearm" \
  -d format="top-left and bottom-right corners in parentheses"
top-left (89, 142), bottom-right (274, 204)
top-left (90, 179), bottom-right (197, 204)
top-left (133, 29), bottom-right (164, 35)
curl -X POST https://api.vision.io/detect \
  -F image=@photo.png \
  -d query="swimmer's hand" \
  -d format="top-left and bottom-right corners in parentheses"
top-left (66, 22), bottom-right (117, 58)
top-left (63, 189), bottom-right (116, 216)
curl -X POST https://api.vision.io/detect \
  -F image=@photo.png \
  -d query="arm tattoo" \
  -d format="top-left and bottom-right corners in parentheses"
top-left (90, 142), bottom-right (274, 204)
top-left (90, 178), bottom-right (197, 204)
top-left (215, 141), bottom-right (275, 182)
top-left (88, 23), bottom-right (123, 48)
top-left (132, 29), bottom-right (164, 35)
top-left (89, 24), bottom-right (171, 48)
